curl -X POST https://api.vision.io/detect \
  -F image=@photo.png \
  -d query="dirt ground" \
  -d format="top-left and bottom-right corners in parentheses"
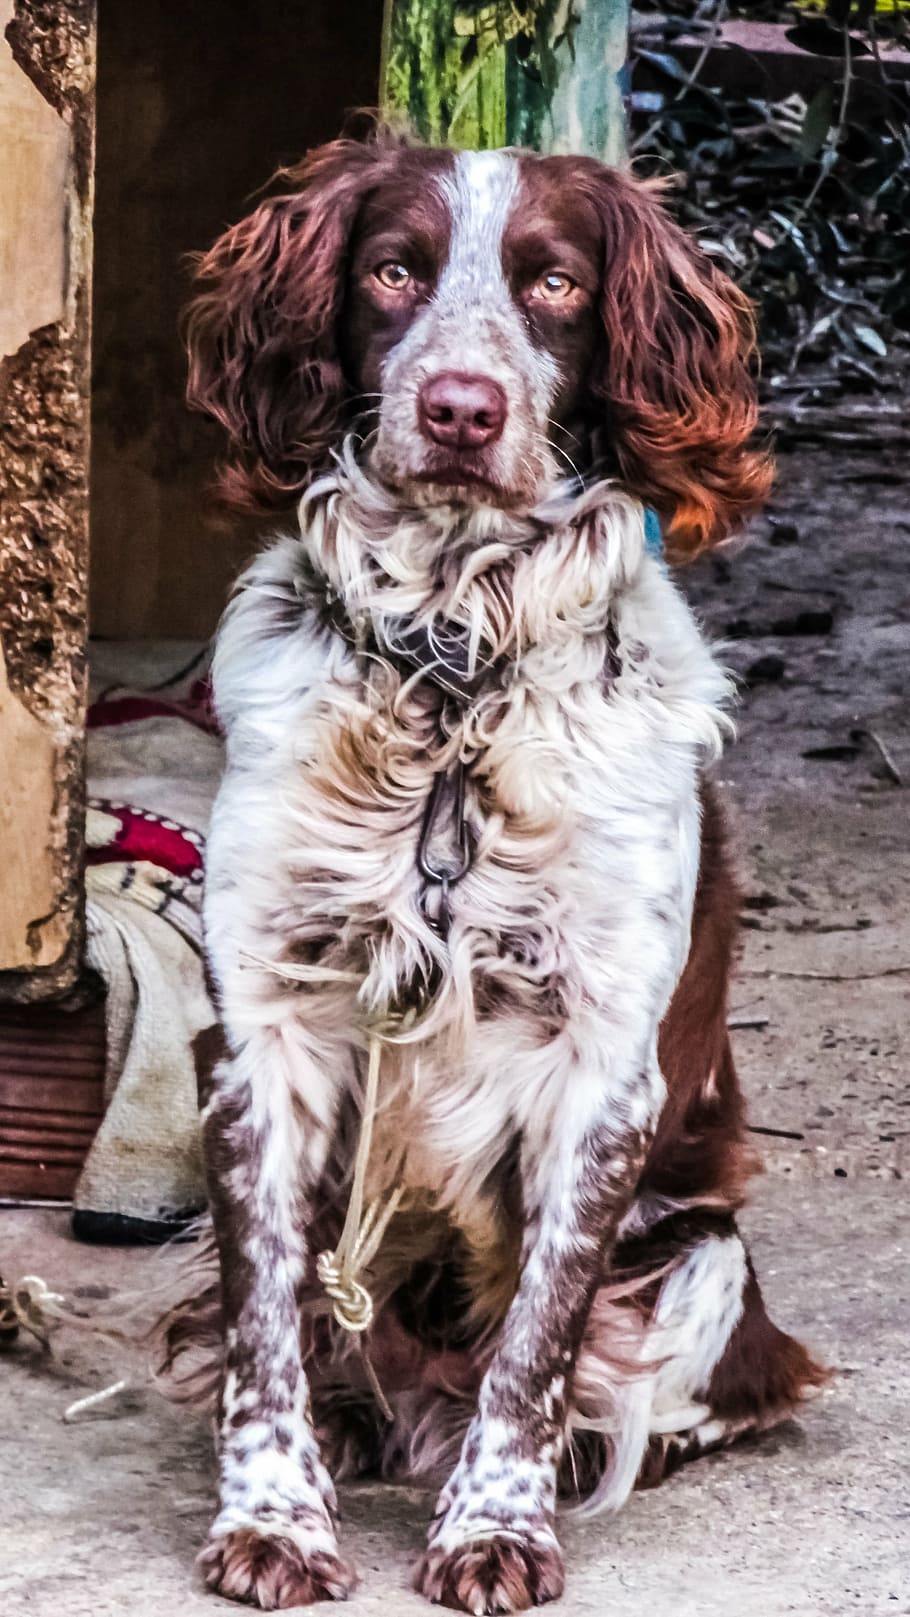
top-left (2, 444), bottom-right (908, 1615)
top-left (686, 443), bottom-right (909, 1187)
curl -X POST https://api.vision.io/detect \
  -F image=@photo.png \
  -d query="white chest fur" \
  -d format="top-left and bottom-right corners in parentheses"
top-left (203, 463), bottom-right (730, 1207)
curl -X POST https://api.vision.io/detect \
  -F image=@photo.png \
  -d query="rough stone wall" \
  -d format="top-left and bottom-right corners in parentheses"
top-left (0, 0), bottom-right (94, 1001)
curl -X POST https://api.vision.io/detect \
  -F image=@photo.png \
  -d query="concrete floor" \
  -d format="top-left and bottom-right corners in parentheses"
top-left (1, 1177), bottom-right (908, 1617)
top-left (2, 447), bottom-right (909, 1615)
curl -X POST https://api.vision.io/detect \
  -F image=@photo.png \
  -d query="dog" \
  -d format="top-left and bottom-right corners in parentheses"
top-left (176, 128), bottom-right (824, 1613)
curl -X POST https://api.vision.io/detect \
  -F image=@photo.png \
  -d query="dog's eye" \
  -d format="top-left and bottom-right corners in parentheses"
top-left (532, 271), bottom-right (577, 303)
top-left (375, 261), bottom-right (412, 291)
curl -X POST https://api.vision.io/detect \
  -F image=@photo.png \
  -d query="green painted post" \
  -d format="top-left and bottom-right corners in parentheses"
top-left (380, 0), bottom-right (630, 162)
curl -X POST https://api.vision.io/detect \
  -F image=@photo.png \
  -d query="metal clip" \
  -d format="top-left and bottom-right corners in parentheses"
top-left (417, 759), bottom-right (473, 933)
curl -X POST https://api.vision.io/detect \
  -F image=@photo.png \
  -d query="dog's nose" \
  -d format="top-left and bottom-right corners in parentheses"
top-left (418, 372), bottom-right (507, 451)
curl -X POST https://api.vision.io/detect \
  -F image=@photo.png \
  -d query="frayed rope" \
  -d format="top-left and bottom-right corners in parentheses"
top-left (0, 1272), bottom-right (134, 1423)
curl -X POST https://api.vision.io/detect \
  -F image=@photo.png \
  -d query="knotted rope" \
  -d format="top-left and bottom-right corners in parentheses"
top-left (315, 1032), bottom-right (404, 1420)
top-left (3, 1034), bottom-right (404, 1423)
top-left (0, 1272), bottom-right (73, 1348)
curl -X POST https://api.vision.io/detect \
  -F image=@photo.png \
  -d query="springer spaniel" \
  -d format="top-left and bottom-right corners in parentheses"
top-left (176, 130), bottom-right (824, 1613)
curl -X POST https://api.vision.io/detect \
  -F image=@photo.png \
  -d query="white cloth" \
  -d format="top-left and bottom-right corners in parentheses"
top-left (76, 890), bottom-right (210, 1223)
top-left (73, 643), bottom-right (222, 1225)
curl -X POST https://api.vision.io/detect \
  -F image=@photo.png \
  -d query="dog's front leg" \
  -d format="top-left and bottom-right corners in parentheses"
top-left (199, 1024), bottom-right (355, 1608)
top-left (416, 1029), bottom-right (663, 1615)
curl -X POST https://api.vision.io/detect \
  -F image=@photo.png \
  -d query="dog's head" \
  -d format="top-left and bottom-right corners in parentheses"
top-left (188, 131), bottom-right (770, 558)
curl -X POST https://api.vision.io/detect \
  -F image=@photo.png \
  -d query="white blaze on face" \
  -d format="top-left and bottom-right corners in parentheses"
top-left (438, 151), bottom-right (521, 315)
top-left (373, 150), bottom-right (561, 507)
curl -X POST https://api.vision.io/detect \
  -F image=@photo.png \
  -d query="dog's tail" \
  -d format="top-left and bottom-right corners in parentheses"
top-left (561, 1214), bottom-right (828, 1517)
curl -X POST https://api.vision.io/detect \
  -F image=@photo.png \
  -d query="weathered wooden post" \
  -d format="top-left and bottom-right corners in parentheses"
top-left (0, 2), bottom-right (95, 1003)
top-left (381, 0), bottom-right (629, 162)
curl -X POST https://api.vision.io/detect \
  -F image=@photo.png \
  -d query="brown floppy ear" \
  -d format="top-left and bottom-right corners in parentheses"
top-left (583, 166), bottom-right (772, 559)
top-left (186, 138), bottom-right (386, 511)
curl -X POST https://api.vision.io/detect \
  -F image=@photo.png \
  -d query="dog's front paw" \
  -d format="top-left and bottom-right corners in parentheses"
top-left (415, 1534), bottom-right (565, 1614)
top-left (200, 1526), bottom-right (355, 1608)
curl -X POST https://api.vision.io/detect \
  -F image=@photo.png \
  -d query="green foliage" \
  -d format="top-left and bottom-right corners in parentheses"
top-left (382, 0), bottom-right (581, 149)
top-left (381, 1), bottom-right (623, 156)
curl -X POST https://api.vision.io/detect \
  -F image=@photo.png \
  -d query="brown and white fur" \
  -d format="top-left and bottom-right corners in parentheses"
top-left (174, 130), bottom-right (825, 1613)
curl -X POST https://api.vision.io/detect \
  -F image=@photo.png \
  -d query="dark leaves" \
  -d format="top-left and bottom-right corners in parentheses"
top-left (629, 2), bottom-right (910, 401)
top-left (798, 85), bottom-right (834, 161)
top-left (635, 47), bottom-right (693, 83)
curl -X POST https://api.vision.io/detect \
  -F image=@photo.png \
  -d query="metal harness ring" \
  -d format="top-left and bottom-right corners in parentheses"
top-left (417, 758), bottom-right (472, 887)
